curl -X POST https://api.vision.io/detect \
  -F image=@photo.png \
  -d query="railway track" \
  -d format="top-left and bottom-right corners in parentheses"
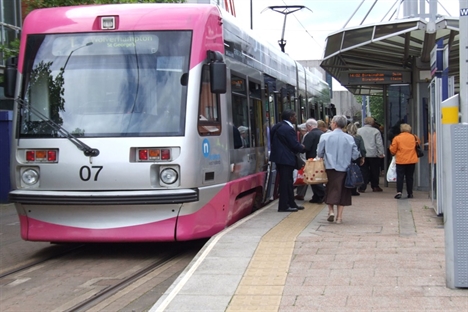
top-left (0, 241), bottom-right (205, 311)
top-left (64, 249), bottom-right (189, 312)
top-left (0, 244), bottom-right (85, 279)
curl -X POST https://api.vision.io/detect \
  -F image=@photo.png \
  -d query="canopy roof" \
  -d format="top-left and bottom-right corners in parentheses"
top-left (320, 17), bottom-right (459, 95)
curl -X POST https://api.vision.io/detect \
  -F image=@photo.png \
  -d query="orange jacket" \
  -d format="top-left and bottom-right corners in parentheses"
top-left (389, 132), bottom-right (420, 164)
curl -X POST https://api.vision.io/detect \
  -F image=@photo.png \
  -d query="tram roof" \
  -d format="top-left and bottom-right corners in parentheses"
top-left (320, 17), bottom-right (459, 95)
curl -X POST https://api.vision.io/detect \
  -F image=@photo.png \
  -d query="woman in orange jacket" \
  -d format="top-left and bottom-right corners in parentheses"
top-left (389, 123), bottom-right (420, 199)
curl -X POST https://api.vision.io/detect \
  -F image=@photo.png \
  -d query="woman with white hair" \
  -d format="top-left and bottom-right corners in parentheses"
top-left (317, 115), bottom-right (361, 224)
top-left (238, 126), bottom-right (249, 148)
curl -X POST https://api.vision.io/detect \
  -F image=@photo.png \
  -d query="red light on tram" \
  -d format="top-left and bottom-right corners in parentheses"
top-left (161, 149), bottom-right (170, 160)
top-left (48, 150), bottom-right (57, 162)
top-left (139, 149), bottom-right (148, 161)
top-left (26, 151), bottom-right (35, 161)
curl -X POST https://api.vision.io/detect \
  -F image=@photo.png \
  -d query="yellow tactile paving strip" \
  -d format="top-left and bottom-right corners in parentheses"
top-left (226, 204), bottom-right (323, 311)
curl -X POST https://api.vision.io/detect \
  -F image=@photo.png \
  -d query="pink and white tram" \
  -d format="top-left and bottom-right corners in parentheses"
top-left (4, 3), bottom-right (329, 242)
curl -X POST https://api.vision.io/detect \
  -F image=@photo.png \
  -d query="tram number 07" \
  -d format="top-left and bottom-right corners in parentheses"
top-left (79, 166), bottom-right (103, 181)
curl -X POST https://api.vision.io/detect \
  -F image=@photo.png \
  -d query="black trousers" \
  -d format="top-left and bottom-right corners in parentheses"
top-left (396, 163), bottom-right (415, 195)
top-left (277, 164), bottom-right (298, 210)
top-left (311, 183), bottom-right (325, 200)
top-left (359, 157), bottom-right (381, 190)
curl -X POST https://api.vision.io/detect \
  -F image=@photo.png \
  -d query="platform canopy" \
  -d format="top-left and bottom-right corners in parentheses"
top-left (320, 17), bottom-right (459, 95)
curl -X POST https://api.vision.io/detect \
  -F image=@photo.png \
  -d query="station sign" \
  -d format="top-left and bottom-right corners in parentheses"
top-left (345, 71), bottom-right (411, 85)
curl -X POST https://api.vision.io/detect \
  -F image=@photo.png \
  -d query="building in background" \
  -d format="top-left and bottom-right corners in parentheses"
top-left (0, 0), bottom-right (22, 110)
top-left (299, 59), bottom-right (359, 120)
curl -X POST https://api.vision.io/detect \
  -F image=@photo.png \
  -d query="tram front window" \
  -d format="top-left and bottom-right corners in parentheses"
top-left (20, 31), bottom-right (191, 137)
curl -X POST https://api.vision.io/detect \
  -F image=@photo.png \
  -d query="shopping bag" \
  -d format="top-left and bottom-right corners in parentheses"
top-left (303, 158), bottom-right (328, 185)
top-left (345, 163), bottom-right (364, 188)
top-left (386, 156), bottom-right (397, 182)
top-left (293, 167), bottom-right (305, 186)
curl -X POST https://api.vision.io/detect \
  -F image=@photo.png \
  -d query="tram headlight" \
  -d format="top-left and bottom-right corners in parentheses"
top-left (21, 169), bottom-right (39, 186)
top-left (160, 168), bottom-right (178, 185)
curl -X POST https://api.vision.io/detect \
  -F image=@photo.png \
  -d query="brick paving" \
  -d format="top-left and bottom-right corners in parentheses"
top-left (152, 184), bottom-right (468, 312)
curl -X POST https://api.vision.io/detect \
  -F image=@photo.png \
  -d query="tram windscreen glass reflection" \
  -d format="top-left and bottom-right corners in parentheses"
top-left (20, 31), bottom-right (191, 137)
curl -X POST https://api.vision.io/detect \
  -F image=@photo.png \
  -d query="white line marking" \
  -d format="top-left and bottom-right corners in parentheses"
top-left (149, 203), bottom-right (273, 312)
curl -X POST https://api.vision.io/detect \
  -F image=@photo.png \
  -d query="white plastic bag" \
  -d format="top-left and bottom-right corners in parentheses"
top-left (386, 156), bottom-right (397, 182)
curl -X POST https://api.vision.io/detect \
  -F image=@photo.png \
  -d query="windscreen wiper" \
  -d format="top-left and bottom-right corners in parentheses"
top-left (16, 98), bottom-right (100, 158)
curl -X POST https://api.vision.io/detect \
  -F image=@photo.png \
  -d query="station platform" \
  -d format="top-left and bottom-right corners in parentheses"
top-left (150, 184), bottom-right (468, 311)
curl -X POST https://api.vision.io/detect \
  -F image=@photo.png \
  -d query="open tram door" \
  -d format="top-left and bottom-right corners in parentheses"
top-left (262, 75), bottom-right (278, 202)
top-left (262, 76), bottom-right (297, 203)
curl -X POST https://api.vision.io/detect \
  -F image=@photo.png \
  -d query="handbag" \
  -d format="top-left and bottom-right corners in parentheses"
top-left (345, 163), bottom-right (364, 188)
top-left (295, 153), bottom-right (305, 170)
top-left (386, 156), bottom-right (397, 182)
top-left (414, 135), bottom-right (424, 158)
top-left (293, 167), bottom-right (305, 186)
top-left (303, 158), bottom-right (328, 184)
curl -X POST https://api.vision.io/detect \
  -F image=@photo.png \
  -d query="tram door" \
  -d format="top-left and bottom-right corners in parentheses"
top-left (263, 75), bottom-right (277, 202)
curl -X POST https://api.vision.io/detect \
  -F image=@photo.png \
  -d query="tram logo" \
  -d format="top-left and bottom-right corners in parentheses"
top-left (202, 139), bottom-right (210, 158)
top-left (202, 138), bottom-right (221, 165)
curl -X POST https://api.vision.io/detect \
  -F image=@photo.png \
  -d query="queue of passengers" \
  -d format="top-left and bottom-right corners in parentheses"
top-left (270, 112), bottom-right (421, 224)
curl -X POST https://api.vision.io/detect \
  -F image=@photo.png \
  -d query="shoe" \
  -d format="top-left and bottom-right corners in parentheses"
top-left (309, 198), bottom-right (323, 204)
top-left (278, 207), bottom-right (298, 212)
top-left (358, 189), bottom-right (366, 193)
top-left (372, 186), bottom-right (383, 192)
top-left (294, 195), bottom-right (304, 200)
top-left (327, 213), bottom-right (335, 222)
top-left (335, 219), bottom-right (342, 224)
top-left (394, 193), bottom-right (402, 199)
top-left (407, 194), bottom-right (413, 198)
top-left (351, 191), bottom-right (360, 196)
top-left (295, 206), bottom-right (305, 210)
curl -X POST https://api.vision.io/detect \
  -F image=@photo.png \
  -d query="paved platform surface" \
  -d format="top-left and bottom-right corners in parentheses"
top-left (151, 185), bottom-right (468, 312)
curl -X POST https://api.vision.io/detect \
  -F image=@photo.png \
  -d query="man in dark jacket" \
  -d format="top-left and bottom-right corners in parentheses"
top-left (270, 110), bottom-right (305, 212)
top-left (302, 118), bottom-right (325, 203)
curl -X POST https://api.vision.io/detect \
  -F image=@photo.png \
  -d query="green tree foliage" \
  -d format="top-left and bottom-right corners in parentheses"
top-left (0, 38), bottom-right (20, 60)
top-left (356, 95), bottom-right (384, 125)
top-left (1, 0), bottom-right (185, 59)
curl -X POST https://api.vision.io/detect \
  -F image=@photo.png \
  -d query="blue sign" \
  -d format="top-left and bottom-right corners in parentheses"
top-left (202, 138), bottom-right (210, 158)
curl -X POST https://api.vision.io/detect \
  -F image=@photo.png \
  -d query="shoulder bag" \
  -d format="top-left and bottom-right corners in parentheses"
top-left (345, 163), bottom-right (364, 188)
top-left (414, 135), bottom-right (424, 158)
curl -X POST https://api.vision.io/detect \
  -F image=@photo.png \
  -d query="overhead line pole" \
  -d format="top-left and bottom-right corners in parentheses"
top-left (262, 5), bottom-right (311, 53)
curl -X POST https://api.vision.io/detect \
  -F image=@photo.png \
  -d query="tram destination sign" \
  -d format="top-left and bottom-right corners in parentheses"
top-left (346, 71), bottom-right (411, 85)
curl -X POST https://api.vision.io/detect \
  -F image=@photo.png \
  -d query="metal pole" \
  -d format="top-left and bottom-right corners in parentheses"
top-left (460, 0), bottom-right (468, 123)
top-left (250, 0), bottom-right (253, 30)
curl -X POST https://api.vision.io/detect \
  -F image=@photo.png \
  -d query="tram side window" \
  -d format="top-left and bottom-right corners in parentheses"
top-left (249, 81), bottom-right (264, 148)
top-left (231, 76), bottom-right (249, 148)
top-left (198, 65), bottom-right (221, 136)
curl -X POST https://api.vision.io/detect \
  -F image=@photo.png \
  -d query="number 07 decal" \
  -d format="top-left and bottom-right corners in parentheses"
top-left (79, 166), bottom-right (103, 181)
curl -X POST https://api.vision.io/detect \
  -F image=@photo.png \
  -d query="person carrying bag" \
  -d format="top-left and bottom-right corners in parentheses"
top-left (389, 123), bottom-right (420, 199)
top-left (316, 115), bottom-right (361, 224)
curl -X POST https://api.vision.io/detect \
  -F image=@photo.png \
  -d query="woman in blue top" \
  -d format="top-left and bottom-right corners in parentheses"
top-left (317, 115), bottom-right (361, 223)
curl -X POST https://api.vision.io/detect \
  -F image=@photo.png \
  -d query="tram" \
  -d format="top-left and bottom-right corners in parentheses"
top-left (4, 3), bottom-right (330, 242)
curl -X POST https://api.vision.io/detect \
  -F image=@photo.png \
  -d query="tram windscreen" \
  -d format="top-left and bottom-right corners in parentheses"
top-left (20, 31), bottom-right (191, 137)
